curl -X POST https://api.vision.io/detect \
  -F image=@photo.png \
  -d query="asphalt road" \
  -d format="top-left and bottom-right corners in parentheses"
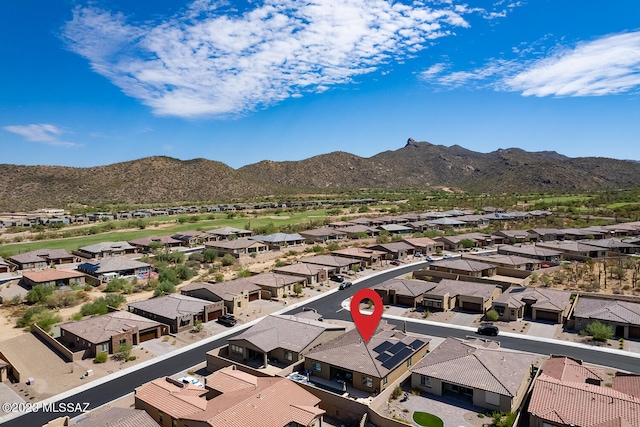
top-left (5, 261), bottom-right (639, 426)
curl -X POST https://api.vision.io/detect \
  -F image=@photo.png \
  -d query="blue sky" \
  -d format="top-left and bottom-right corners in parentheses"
top-left (1, 0), bottom-right (639, 168)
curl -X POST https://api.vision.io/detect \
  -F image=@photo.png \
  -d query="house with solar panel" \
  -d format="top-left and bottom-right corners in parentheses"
top-left (303, 323), bottom-right (429, 394)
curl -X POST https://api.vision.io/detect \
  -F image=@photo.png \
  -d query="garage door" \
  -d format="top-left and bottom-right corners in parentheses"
top-left (139, 329), bottom-right (158, 342)
top-left (461, 302), bottom-right (482, 312)
top-left (630, 326), bottom-right (640, 339)
top-left (249, 292), bottom-right (259, 302)
top-left (207, 310), bottom-right (222, 321)
top-left (535, 310), bottom-right (559, 322)
top-left (397, 296), bottom-right (415, 307)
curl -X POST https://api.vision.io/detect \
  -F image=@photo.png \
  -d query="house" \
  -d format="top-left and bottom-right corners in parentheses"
top-left (528, 356), bottom-right (640, 427)
top-left (298, 227), bottom-right (347, 243)
top-left (402, 237), bottom-right (444, 256)
top-left (371, 278), bottom-right (438, 308)
top-left (304, 324), bottom-right (430, 394)
top-left (73, 407), bottom-right (159, 427)
top-left (21, 269), bottom-right (86, 289)
top-left (273, 263), bottom-right (328, 284)
top-left (59, 311), bottom-right (166, 357)
top-left (128, 294), bottom-right (224, 333)
top-left (404, 220), bottom-right (438, 233)
top-left (181, 280), bottom-right (261, 314)
top-left (427, 259), bottom-right (497, 278)
top-left (421, 279), bottom-right (502, 313)
top-left (560, 228), bottom-right (606, 240)
top-left (9, 249), bottom-right (77, 270)
top-left (497, 244), bottom-right (563, 263)
top-left (411, 337), bottom-right (539, 413)
top-left (536, 241), bottom-right (607, 260)
top-left (204, 237), bottom-right (269, 258)
top-left (171, 230), bottom-right (210, 246)
top-left (492, 230), bottom-right (534, 244)
top-left (527, 228), bottom-right (565, 242)
top-left (579, 238), bottom-right (640, 255)
top-left (0, 256), bottom-right (10, 273)
top-left (454, 215), bottom-right (491, 227)
top-left (348, 217), bottom-right (381, 227)
top-left (128, 235), bottom-right (182, 252)
top-left (378, 224), bottom-right (413, 235)
top-left (250, 233), bottom-right (305, 249)
top-left (330, 247), bottom-right (386, 267)
top-left (224, 314), bottom-right (346, 369)
top-left (334, 224), bottom-right (380, 238)
top-left (135, 368), bottom-right (324, 427)
top-left (367, 242), bottom-right (415, 260)
top-left (434, 233), bottom-right (493, 251)
top-left (492, 286), bottom-right (574, 322)
top-left (78, 257), bottom-right (152, 284)
top-left (461, 253), bottom-right (542, 271)
top-left (205, 226), bottom-right (253, 241)
top-left (75, 241), bottom-right (138, 259)
top-left (573, 296), bottom-right (640, 339)
top-left (300, 254), bottom-right (361, 274)
top-left (425, 217), bottom-right (467, 229)
top-left (244, 272), bottom-right (307, 299)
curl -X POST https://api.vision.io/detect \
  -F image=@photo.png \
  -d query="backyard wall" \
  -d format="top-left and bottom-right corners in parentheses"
top-left (32, 324), bottom-right (85, 362)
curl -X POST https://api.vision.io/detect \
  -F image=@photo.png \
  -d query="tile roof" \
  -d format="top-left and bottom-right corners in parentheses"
top-left (379, 224), bottom-right (412, 232)
top-left (494, 286), bottom-right (572, 311)
top-left (371, 278), bottom-right (438, 297)
top-left (128, 235), bottom-right (181, 246)
top-left (206, 227), bottom-right (253, 236)
top-left (74, 407), bottom-right (158, 427)
top-left (411, 337), bottom-right (536, 396)
top-left (300, 255), bottom-right (357, 268)
top-left (429, 259), bottom-right (496, 272)
top-left (229, 314), bottom-right (345, 353)
top-left (141, 368), bottom-right (324, 427)
top-left (424, 279), bottom-right (499, 299)
top-left (128, 294), bottom-right (214, 319)
top-left (78, 257), bottom-right (150, 274)
top-left (78, 241), bottom-right (136, 254)
top-left (367, 242), bottom-right (414, 252)
top-left (22, 268), bottom-right (85, 283)
top-left (331, 247), bottom-right (386, 257)
top-left (60, 311), bottom-right (162, 344)
top-left (613, 373), bottom-right (640, 399)
top-left (574, 297), bottom-right (640, 325)
top-left (182, 280), bottom-right (261, 301)
top-left (334, 224), bottom-right (379, 234)
top-left (273, 263), bottom-right (326, 276)
top-left (299, 227), bottom-right (347, 237)
top-left (462, 253), bottom-right (541, 267)
top-left (402, 237), bottom-right (440, 247)
top-left (529, 372), bottom-right (640, 427)
top-left (250, 233), bottom-right (304, 243)
top-left (205, 237), bottom-right (266, 250)
top-left (245, 272), bottom-right (304, 289)
top-left (10, 249), bottom-right (73, 264)
top-left (306, 325), bottom-right (429, 378)
top-left (542, 355), bottom-right (606, 383)
top-left (497, 244), bottom-right (563, 258)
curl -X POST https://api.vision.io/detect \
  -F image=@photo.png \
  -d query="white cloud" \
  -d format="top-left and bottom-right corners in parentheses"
top-left (421, 31), bottom-right (640, 97)
top-left (3, 124), bottom-right (78, 147)
top-left (506, 32), bottom-right (640, 97)
top-left (62, 0), bottom-right (488, 118)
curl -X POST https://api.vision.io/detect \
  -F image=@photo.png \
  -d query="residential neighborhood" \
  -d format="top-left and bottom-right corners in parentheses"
top-left (1, 205), bottom-right (640, 427)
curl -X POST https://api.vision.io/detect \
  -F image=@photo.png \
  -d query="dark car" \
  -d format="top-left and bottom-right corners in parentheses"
top-left (339, 281), bottom-right (352, 290)
top-left (330, 275), bottom-right (344, 282)
top-left (217, 314), bottom-right (237, 327)
top-left (390, 261), bottom-right (400, 266)
top-left (476, 324), bottom-right (499, 336)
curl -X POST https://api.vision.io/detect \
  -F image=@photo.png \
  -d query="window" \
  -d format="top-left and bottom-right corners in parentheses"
top-left (180, 317), bottom-right (191, 327)
top-left (420, 376), bottom-right (431, 387)
top-left (284, 351), bottom-right (293, 362)
top-left (119, 339), bottom-right (126, 346)
top-left (312, 362), bottom-right (322, 372)
top-left (172, 419), bottom-right (177, 427)
top-left (407, 358), bottom-right (412, 368)
top-left (361, 376), bottom-right (373, 388)
top-left (61, 330), bottom-right (65, 336)
top-left (237, 301), bottom-right (241, 308)
top-left (382, 377), bottom-right (388, 385)
top-left (158, 413), bottom-right (163, 423)
top-left (511, 310), bottom-right (515, 316)
top-left (101, 343), bottom-right (108, 352)
top-left (230, 345), bottom-right (243, 356)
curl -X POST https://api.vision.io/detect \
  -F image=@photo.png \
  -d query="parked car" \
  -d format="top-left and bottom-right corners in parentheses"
top-left (177, 376), bottom-right (204, 388)
top-left (390, 261), bottom-right (400, 266)
top-left (443, 254), bottom-right (452, 259)
top-left (217, 314), bottom-right (237, 327)
top-left (414, 252), bottom-right (424, 258)
top-left (476, 324), bottom-right (499, 336)
top-left (339, 281), bottom-right (352, 290)
top-left (426, 256), bottom-right (434, 261)
top-left (330, 275), bottom-right (344, 282)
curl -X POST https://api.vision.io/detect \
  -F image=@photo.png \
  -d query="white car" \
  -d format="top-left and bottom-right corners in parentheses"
top-left (177, 376), bottom-right (204, 388)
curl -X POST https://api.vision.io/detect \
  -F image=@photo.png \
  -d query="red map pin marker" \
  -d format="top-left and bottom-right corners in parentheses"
top-left (350, 288), bottom-right (383, 343)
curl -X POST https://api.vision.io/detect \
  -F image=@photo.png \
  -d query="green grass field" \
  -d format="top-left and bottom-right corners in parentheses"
top-left (413, 412), bottom-right (444, 427)
top-left (0, 209), bottom-right (334, 257)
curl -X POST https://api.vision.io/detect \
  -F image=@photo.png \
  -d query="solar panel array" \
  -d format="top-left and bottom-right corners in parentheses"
top-left (373, 339), bottom-right (426, 370)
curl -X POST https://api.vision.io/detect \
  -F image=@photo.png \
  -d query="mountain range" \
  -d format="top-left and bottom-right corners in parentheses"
top-left (2, 139), bottom-right (639, 211)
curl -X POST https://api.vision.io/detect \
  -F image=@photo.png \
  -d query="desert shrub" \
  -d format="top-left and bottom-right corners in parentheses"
top-left (391, 385), bottom-right (403, 400)
top-left (94, 352), bottom-right (108, 363)
top-left (175, 265), bottom-right (195, 281)
top-left (485, 310), bottom-right (499, 322)
top-left (158, 268), bottom-right (180, 286)
top-left (17, 307), bottom-right (61, 332)
top-left (154, 281), bottom-right (176, 296)
top-left (221, 254), bottom-right (235, 266)
top-left (44, 290), bottom-right (81, 309)
top-left (202, 249), bottom-right (218, 263)
top-left (586, 320), bottom-right (614, 342)
top-left (80, 294), bottom-right (126, 316)
top-left (105, 278), bottom-right (128, 293)
top-left (189, 253), bottom-right (204, 263)
top-left (26, 284), bottom-right (54, 303)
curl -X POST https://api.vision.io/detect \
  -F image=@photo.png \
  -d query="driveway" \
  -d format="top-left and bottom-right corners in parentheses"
top-left (526, 321), bottom-right (558, 339)
top-left (139, 338), bottom-right (175, 357)
top-left (449, 311), bottom-right (481, 327)
top-left (0, 384), bottom-right (24, 415)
